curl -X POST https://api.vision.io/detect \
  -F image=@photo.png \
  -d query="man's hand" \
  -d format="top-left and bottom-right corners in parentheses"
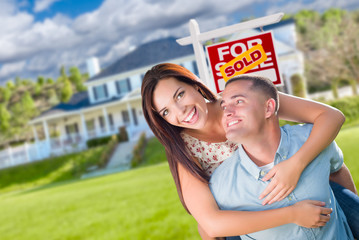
top-left (259, 159), bottom-right (303, 205)
top-left (291, 200), bottom-right (332, 228)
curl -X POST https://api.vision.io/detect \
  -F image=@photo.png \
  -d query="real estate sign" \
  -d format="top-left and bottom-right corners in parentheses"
top-left (206, 31), bottom-right (282, 93)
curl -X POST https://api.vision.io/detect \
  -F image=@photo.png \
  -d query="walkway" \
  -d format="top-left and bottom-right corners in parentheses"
top-left (81, 140), bottom-right (137, 179)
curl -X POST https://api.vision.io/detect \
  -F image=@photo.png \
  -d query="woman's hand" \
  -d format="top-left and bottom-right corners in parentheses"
top-left (291, 200), bottom-right (332, 228)
top-left (259, 158), bottom-right (304, 205)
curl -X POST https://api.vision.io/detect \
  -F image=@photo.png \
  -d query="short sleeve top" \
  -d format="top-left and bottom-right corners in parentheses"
top-left (181, 132), bottom-right (238, 175)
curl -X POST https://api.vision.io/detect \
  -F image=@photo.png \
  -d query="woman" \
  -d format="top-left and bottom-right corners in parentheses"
top-left (141, 63), bottom-right (358, 238)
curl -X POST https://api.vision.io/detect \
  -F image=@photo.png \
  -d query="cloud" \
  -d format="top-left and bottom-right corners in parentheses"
top-left (0, 61), bottom-right (26, 79)
top-left (266, 0), bottom-right (359, 15)
top-left (34, 0), bottom-right (61, 13)
top-left (1, 0), bottom-right (358, 85)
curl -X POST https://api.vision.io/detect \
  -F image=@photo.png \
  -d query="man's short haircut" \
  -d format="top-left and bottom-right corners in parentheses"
top-left (225, 75), bottom-right (279, 113)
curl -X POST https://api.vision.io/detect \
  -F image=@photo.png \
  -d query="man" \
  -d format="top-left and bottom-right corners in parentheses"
top-left (210, 75), bottom-right (354, 239)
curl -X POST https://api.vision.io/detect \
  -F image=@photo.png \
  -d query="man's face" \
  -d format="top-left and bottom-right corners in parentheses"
top-left (220, 80), bottom-right (268, 143)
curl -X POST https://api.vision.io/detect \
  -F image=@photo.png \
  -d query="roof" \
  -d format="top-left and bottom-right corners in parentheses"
top-left (261, 18), bottom-right (295, 31)
top-left (88, 37), bottom-right (194, 82)
top-left (30, 91), bottom-right (124, 123)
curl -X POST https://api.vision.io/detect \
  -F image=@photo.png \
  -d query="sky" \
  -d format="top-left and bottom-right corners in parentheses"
top-left (1, 0), bottom-right (358, 85)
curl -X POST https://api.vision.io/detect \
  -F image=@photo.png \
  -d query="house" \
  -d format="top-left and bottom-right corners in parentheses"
top-left (0, 37), bottom-right (198, 168)
top-left (0, 19), bottom-right (304, 168)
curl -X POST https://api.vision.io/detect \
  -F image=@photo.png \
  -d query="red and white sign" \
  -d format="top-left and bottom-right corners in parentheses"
top-left (206, 31), bottom-right (282, 93)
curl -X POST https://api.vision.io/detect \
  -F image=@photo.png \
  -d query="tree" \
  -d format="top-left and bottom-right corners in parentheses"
top-left (60, 79), bottom-right (73, 103)
top-left (21, 92), bottom-right (37, 118)
top-left (0, 104), bottom-right (11, 132)
top-left (296, 9), bottom-right (359, 96)
top-left (0, 87), bottom-right (12, 103)
top-left (69, 66), bottom-right (87, 91)
top-left (37, 76), bottom-right (45, 86)
top-left (32, 82), bottom-right (42, 98)
top-left (6, 81), bottom-right (15, 91)
top-left (15, 76), bottom-right (22, 87)
top-left (47, 88), bottom-right (60, 105)
top-left (46, 78), bottom-right (54, 84)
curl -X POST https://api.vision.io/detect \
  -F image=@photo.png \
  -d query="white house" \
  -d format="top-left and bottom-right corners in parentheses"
top-left (0, 19), bottom-right (304, 169)
top-left (0, 37), bottom-right (198, 168)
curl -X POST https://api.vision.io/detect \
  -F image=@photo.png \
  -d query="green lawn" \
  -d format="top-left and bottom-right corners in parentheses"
top-left (0, 163), bottom-right (198, 240)
top-left (0, 145), bottom-right (106, 194)
top-left (0, 126), bottom-right (358, 240)
top-left (335, 125), bottom-right (359, 188)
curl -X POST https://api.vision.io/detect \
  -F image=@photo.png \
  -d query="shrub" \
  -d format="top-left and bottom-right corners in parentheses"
top-left (291, 73), bottom-right (307, 98)
top-left (97, 135), bottom-right (118, 168)
top-left (327, 95), bottom-right (359, 124)
top-left (86, 136), bottom-right (112, 148)
top-left (131, 132), bottom-right (147, 168)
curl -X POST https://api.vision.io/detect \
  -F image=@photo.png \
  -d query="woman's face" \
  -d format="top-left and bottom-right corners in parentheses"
top-left (153, 77), bottom-right (208, 130)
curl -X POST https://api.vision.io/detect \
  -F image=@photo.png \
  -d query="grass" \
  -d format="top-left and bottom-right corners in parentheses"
top-left (0, 145), bottom-right (106, 194)
top-left (0, 126), bottom-right (358, 239)
top-left (335, 125), bottom-right (359, 188)
top-left (0, 163), bottom-right (198, 240)
top-left (141, 137), bottom-right (167, 166)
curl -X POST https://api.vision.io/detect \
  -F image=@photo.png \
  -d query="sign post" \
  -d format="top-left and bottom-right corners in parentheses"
top-left (176, 13), bottom-right (284, 93)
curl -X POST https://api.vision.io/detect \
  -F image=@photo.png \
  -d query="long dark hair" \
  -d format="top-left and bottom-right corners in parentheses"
top-left (141, 63), bottom-right (217, 213)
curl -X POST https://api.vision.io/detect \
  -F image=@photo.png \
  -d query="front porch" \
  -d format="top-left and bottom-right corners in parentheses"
top-left (0, 89), bottom-right (153, 169)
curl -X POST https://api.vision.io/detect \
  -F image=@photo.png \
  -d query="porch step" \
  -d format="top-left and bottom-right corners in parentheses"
top-left (106, 141), bottom-right (136, 168)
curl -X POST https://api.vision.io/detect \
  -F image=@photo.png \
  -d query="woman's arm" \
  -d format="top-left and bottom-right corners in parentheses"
top-left (178, 163), bottom-right (331, 238)
top-left (330, 163), bottom-right (357, 194)
top-left (259, 92), bottom-right (345, 205)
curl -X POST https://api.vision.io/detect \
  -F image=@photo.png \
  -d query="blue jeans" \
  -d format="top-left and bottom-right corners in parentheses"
top-left (330, 180), bottom-right (359, 239)
top-left (226, 181), bottom-right (359, 240)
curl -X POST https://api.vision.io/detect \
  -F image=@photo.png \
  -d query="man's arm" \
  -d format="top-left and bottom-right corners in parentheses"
top-left (329, 163), bottom-right (357, 195)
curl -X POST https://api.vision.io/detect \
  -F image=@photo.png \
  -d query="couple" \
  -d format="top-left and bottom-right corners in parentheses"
top-left (141, 63), bottom-right (358, 239)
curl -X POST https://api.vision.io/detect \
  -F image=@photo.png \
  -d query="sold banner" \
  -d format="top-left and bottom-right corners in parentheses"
top-left (206, 31), bottom-right (282, 93)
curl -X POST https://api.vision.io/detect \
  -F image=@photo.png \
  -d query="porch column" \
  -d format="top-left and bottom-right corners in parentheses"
top-left (42, 120), bottom-right (51, 153)
top-left (102, 107), bottom-right (110, 134)
top-left (126, 102), bottom-right (134, 126)
top-left (32, 125), bottom-right (39, 142)
top-left (126, 102), bottom-right (134, 141)
top-left (80, 113), bottom-right (88, 141)
top-left (7, 147), bottom-right (14, 167)
top-left (24, 142), bottom-right (30, 162)
top-left (32, 125), bottom-right (41, 160)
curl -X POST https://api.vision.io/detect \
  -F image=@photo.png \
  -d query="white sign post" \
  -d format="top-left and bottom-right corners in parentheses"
top-left (176, 13), bottom-right (284, 92)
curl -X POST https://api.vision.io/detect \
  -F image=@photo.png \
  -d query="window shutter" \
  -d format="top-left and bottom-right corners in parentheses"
top-left (104, 84), bottom-right (108, 97)
top-left (65, 125), bottom-right (70, 135)
top-left (116, 81), bottom-right (121, 94)
top-left (93, 87), bottom-right (98, 100)
top-left (74, 123), bottom-right (79, 133)
top-left (108, 114), bottom-right (114, 126)
top-left (127, 78), bottom-right (132, 91)
top-left (99, 116), bottom-right (104, 128)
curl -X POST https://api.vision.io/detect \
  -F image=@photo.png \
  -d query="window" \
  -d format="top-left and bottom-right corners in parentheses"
top-left (49, 124), bottom-right (59, 138)
top-left (121, 110), bottom-right (130, 124)
top-left (99, 116), bottom-right (105, 129)
top-left (108, 114), bottom-right (114, 126)
top-left (132, 108), bottom-right (138, 126)
top-left (192, 61), bottom-right (199, 76)
top-left (86, 119), bottom-right (95, 131)
top-left (116, 78), bottom-right (132, 95)
top-left (93, 84), bottom-right (108, 100)
top-left (65, 123), bottom-right (79, 135)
